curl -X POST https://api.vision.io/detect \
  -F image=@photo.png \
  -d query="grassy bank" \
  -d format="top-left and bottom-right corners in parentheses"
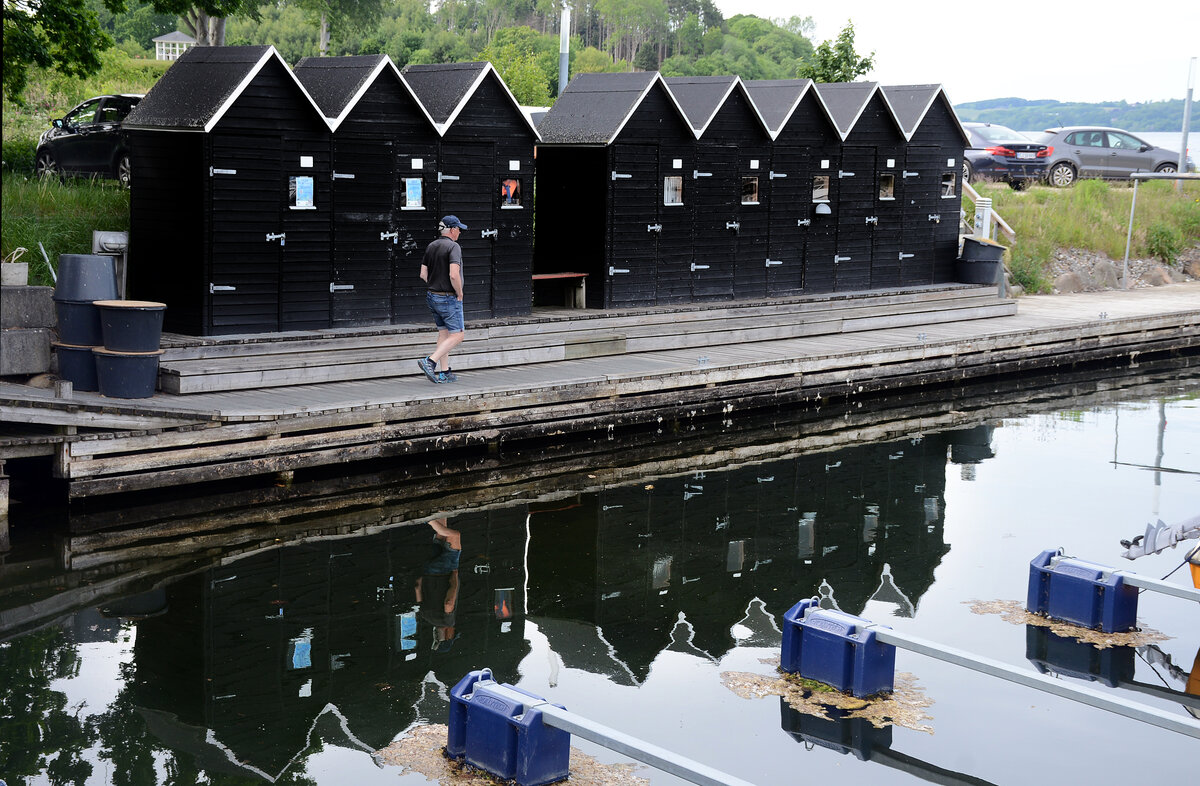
top-left (1, 174), bottom-right (130, 286)
top-left (970, 179), bottom-right (1200, 292)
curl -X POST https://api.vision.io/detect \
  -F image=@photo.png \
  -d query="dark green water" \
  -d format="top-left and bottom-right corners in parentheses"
top-left (3, 364), bottom-right (1198, 785)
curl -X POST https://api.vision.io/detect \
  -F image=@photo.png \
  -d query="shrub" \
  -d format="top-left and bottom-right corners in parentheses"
top-left (1146, 222), bottom-right (1183, 264)
top-left (2, 138), bottom-right (37, 173)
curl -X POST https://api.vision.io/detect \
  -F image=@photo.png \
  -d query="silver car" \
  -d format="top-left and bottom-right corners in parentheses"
top-left (1033, 126), bottom-right (1183, 187)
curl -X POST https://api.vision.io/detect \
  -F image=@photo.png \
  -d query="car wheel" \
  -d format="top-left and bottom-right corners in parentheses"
top-left (117, 154), bottom-right (132, 188)
top-left (963, 161), bottom-right (973, 183)
top-left (1009, 180), bottom-right (1027, 191)
top-left (1048, 162), bottom-right (1076, 187)
top-left (1155, 163), bottom-right (1177, 174)
top-left (35, 151), bottom-right (58, 179)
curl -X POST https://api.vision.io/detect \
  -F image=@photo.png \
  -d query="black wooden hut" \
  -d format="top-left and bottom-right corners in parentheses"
top-left (742, 79), bottom-right (838, 296)
top-left (293, 55), bottom-right (441, 326)
top-left (536, 72), bottom-right (697, 308)
top-left (881, 85), bottom-right (970, 285)
top-left (815, 82), bottom-right (908, 291)
top-left (401, 62), bottom-right (539, 319)
top-left (124, 46), bottom-right (334, 336)
top-left (664, 76), bottom-right (773, 303)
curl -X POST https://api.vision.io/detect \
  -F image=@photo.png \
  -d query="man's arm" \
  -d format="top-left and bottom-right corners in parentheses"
top-left (450, 263), bottom-right (463, 301)
top-left (420, 264), bottom-right (429, 283)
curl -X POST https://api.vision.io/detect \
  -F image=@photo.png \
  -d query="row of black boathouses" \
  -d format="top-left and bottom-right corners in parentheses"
top-left (123, 45), bottom-right (969, 336)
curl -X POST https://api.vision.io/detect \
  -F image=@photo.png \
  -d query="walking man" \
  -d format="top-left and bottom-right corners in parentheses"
top-left (418, 215), bottom-right (468, 383)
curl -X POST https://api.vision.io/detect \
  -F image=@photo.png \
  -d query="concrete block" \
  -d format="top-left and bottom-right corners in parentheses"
top-left (0, 327), bottom-right (52, 375)
top-left (1, 285), bottom-right (56, 329)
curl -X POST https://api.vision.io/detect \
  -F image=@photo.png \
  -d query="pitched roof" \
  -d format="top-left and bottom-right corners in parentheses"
top-left (663, 75), bottom-right (737, 134)
top-left (881, 84), bottom-right (969, 143)
top-left (153, 31), bottom-right (196, 44)
top-left (401, 61), bottom-right (538, 137)
top-left (122, 45), bottom-right (328, 133)
top-left (742, 79), bottom-right (815, 139)
top-left (294, 54), bottom-right (434, 131)
top-left (814, 81), bottom-right (880, 140)
top-left (537, 71), bottom-right (693, 145)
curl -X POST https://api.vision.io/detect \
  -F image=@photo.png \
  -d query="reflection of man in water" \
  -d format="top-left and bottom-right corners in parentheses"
top-left (415, 518), bottom-right (461, 652)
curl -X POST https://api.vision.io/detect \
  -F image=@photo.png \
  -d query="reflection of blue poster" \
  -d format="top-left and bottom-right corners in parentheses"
top-left (396, 611), bottom-right (417, 651)
top-left (405, 178), bottom-right (422, 207)
top-left (294, 175), bottom-right (314, 208)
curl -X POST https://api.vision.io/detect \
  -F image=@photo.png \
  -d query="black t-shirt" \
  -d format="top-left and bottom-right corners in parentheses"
top-left (423, 236), bottom-right (462, 293)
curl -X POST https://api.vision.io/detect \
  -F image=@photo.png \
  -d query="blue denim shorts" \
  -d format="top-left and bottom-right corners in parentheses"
top-left (426, 291), bottom-right (464, 333)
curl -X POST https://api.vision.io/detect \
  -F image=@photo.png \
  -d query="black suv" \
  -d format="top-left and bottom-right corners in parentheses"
top-left (36, 94), bottom-right (143, 187)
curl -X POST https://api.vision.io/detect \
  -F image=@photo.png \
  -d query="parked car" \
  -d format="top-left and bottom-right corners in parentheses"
top-left (962, 122), bottom-right (1052, 189)
top-left (35, 94), bottom-right (143, 187)
top-left (1032, 126), bottom-right (1183, 187)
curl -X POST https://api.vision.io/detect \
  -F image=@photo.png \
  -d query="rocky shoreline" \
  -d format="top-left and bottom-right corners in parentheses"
top-left (1040, 245), bottom-right (1200, 295)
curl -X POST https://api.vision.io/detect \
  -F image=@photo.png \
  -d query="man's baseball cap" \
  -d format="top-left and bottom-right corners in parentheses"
top-left (440, 215), bottom-right (468, 230)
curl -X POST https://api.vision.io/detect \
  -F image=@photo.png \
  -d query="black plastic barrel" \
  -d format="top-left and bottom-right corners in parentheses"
top-left (55, 300), bottom-right (104, 345)
top-left (93, 348), bottom-right (163, 399)
top-left (53, 254), bottom-right (118, 302)
top-left (960, 237), bottom-right (1006, 263)
top-left (95, 300), bottom-right (166, 352)
top-left (53, 342), bottom-right (100, 391)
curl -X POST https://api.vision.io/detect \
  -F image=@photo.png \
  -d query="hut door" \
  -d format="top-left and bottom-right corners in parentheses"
top-left (280, 140), bottom-right (332, 331)
top-left (834, 147), bottom-right (874, 292)
top-left (331, 138), bottom-right (393, 327)
top-left (393, 148), bottom-right (439, 323)
top-left (493, 150), bottom-right (533, 317)
top-left (735, 153), bottom-right (770, 299)
top-left (207, 134), bottom-right (282, 335)
top-left (655, 146), bottom-right (694, 304)
top-left (764, 148), bottom-right (809, 297)
top-left (900, 146), bottom-right (938, 285)
top-left (690, 145), bottom-right (737, 302)
top-left (805, 156), bottom-right (839, 294)
top-left (439, 142), bottom-right (495, 320)
top-left (871, 154), bottom-right (904, 289)
top-left (606, 145), bottom-right (657, 308)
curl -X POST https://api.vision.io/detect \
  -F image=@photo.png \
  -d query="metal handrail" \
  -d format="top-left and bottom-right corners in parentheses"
top-left (962, 181), bottom-right (1017, 243)
top-left (1122, 172), bottom-right (1200, 288)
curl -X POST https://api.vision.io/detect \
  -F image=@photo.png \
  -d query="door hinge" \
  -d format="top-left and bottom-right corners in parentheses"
top-left (437, 172), bottom-right (460, 183)
top-left (209, 284), bottom-right (236, 293)
top-left (838, 170), bottom-right (855, 178)
top-left (330, 283), bottom-right (355, 293)
top-left (899, 252), bottom-right (915, 260)
top-left (266, 232), bottom-right (286, 246)
top-left (332, 172), bottom-right (355, 180)
top-left (693, 170), bottom-right (712, 179)
top-left (865, 216), bottom-right (878, 225)
top-left (481, 228), bottom-right (498, 239)
top-left (769, 171), bottom-right (787, 179)
top-left (765, 259), bottom-right (783, 267)
top-left (608, 266), bottom-right (630, 275)
top-left (928, 214), bottom-right (941, 223)
top-left (611, 171), bottom-right (632, 180)
top-left (647, 223), bottom-right (662, 233)
top-left (797, 219), bottom-right (811, 227)
top-left (903, 170), bottom-right (919, 178)
top-left (725, 221), bottom-right (740, 231)
top-left (210, 167), bottom-right (237, 176)
top-left (690, 263), bottom-right (710, 271)
top-left (834, 255), bottom-right (851, 264)
top-left (380, 231), bottom-right (398, 243)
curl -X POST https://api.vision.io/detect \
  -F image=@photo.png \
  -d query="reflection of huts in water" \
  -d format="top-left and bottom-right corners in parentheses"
top-left (131, 508), bottom-right (531, 779)
top-left (293, 54), bottom-right (441, 326)
top-left (124, 45), bottom-right (333, 335)
top-left (401, 62), bottom-right (538, 320)
top-left (535, 72), bottom-right (697, 308)
top-left (664, 76), bottom-right (774, 303)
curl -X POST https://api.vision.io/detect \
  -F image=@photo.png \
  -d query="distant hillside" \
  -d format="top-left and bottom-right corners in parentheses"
top-left (954, 97), bottom-right (1191, 132)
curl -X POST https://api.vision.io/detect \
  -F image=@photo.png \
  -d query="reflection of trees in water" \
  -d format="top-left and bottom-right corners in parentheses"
top-left (0, 627), bottom-right (93, 783)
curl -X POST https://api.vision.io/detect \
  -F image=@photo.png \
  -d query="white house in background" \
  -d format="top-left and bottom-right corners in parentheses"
top-left (154, 31), bottom-right (197, 61)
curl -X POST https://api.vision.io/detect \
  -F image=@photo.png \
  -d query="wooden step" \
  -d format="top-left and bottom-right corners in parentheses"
top-left (159, 289), bottom-right (1014, 394)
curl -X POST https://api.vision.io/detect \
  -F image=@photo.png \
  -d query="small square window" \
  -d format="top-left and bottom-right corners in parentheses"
top-left (402, 177), bottom-right (423, 209)
top-left (289, 175), bottom-right (314, 209)
top-left (500, 177), bottom-right (522, 207)
top-left (664, 176), bottom-right (684, 205)
top-left (741, 176), bottom-right (760, 204)
top-left (813, 175), bottom-right (830, 202)
top-left (879, 174), bottom-right (895, 200)
top-left (941, 173), bottom-right (956, 198)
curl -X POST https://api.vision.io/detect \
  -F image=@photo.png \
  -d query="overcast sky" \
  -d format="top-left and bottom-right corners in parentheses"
top-left (713, 0), bottom-right (1197, 106)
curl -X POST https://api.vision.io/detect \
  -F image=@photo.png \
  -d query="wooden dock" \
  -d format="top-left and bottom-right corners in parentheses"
top-left (1, 282), bottom-right (1198, 500)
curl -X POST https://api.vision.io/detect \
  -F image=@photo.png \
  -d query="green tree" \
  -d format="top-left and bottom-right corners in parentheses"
top-left (296, 0), bottom-right (388, 56)
top-left (479, 41), bottom-right (551, 105)
top-left (797, 21), bottom-right (874, 82)
top-left (3, 0), bottom-right (128, 103)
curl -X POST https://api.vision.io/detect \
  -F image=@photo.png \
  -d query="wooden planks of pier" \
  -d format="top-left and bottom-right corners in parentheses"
top-left (2, 282), bottom-right (1198, 500)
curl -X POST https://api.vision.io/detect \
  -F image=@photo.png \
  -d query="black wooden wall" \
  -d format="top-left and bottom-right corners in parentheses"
top-left (905, 96), bottom-right (964, 286)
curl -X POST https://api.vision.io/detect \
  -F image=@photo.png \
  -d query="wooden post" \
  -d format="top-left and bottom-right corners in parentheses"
top-left (0, 459), bottom-right (9, 552)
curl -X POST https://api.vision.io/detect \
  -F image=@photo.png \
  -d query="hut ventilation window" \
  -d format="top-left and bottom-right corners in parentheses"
top-left (741, 176), bottom-right (760, 205)
top-left (813, 175), bottom-right (831, 202)
top-left (289, 175), bottom-right (315, 210)
top-left (940, 173), bottom-right (956, 198)
top-left (879, 174), bottom-right (895, 200)
top-left (402, 177), bottom-right (424, 209)
top-left (500, 177), bottom-right (523, 208)
top-left (664, 176), bottom-right (684, 206)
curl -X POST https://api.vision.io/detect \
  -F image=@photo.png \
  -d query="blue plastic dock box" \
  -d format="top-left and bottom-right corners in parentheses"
top-left (781, 599), bottom-right (896, 697)
top-left (447, 669), bottom-right (570, 786)
top-left (1027, 549), bottom-right (1139, 633)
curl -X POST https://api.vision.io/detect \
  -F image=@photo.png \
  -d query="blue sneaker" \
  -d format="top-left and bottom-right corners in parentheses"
top-left (435, 370), bottom-right (458, 383)
top-left (417, 356), bottom-right (438, 382)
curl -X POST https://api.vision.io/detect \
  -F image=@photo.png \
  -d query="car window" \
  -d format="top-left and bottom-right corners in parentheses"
top-left (969, 125), bottom-right (1026, 144)
top-left (65, 98), bottom-right (102, 126)
top-left (1106, 132), bottom-right (1143, 150)
top-left (1066, 131), bottom-right (1104, 147)
top-left (96, 103), bottom-right (123, 123)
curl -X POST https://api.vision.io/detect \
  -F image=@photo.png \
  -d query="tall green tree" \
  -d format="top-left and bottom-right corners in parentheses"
top-left (297, 0), bottom-right (387, 56)
top-left (148, 0), bottom-right (260, 47)
top-left (797, 21), bottom-right (874, 82)
top-left (3, 0), bottom-right (128, 102)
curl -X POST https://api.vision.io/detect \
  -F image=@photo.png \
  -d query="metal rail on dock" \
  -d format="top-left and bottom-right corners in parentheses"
top-left (869, 626), bottom-right (1200, 739)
